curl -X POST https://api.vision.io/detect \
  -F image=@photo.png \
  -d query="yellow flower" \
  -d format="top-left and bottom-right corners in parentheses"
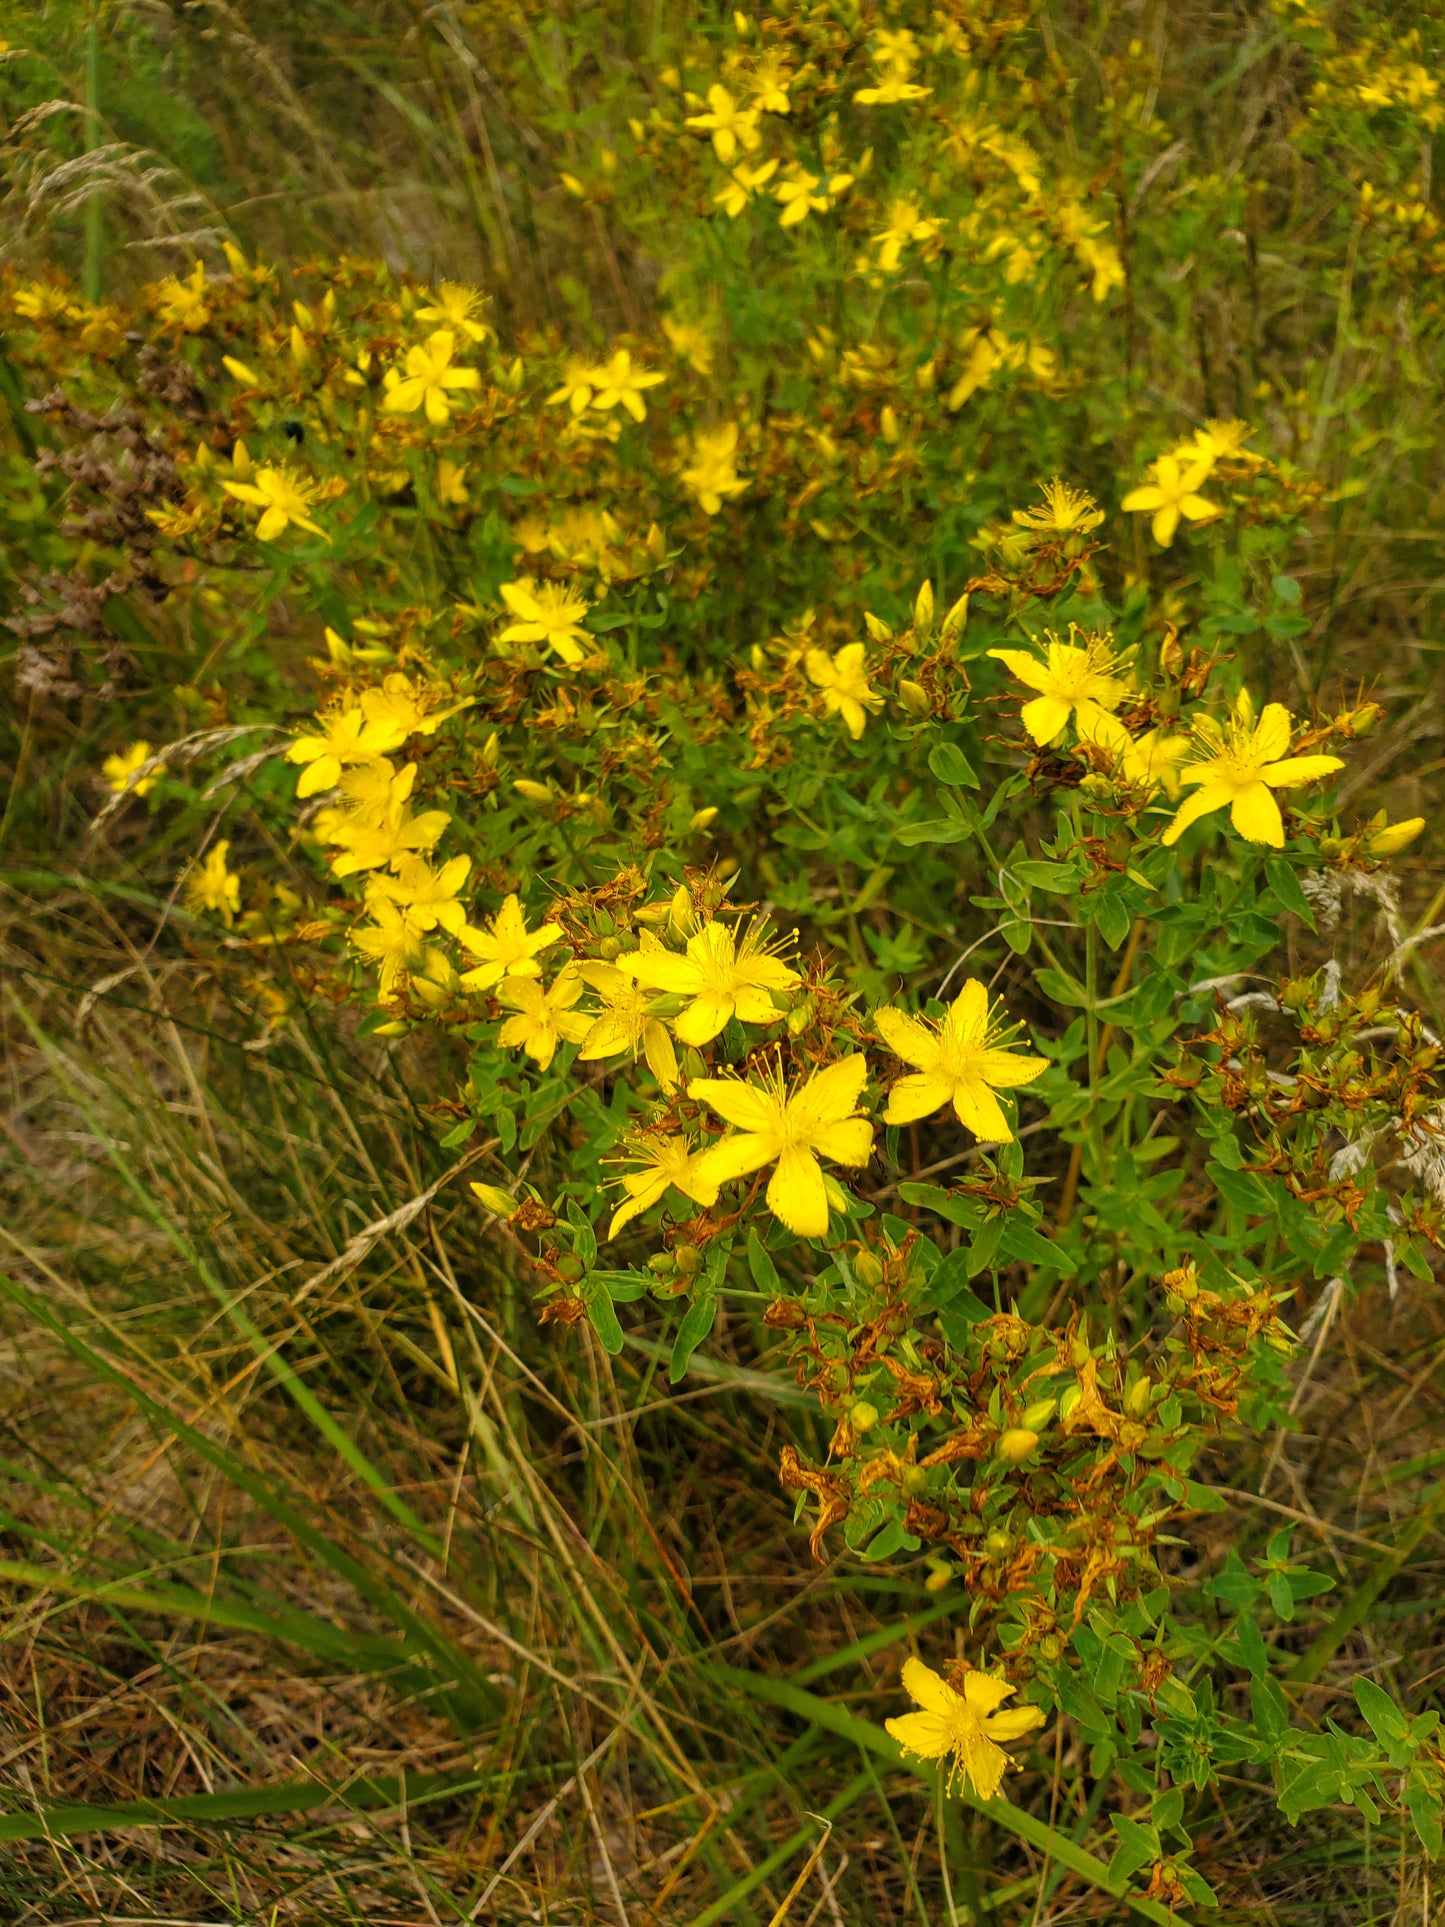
top-left (854, 72), bottom-right (932, 105)
top-left (805, 642), bottom-right (882, 741)
top-left (875, 980), bottom-right (1047, 1141)
top-left (885, 1657), bottom-right (1045, 1801)
top-left (684, 84), bottom-right (762, 163)
top-left (1162, 691), bottom-right (1344, 849)
top-left (1180, 418), bottom-right (1259, 465)
top-left (622, 920), bottom-right (800, 1046)
top-left (747, 52), bottom-right (793, 115)
top-left (689, 1054), bottom-right (874, 1240)
top-left (436, 458), bottom-right (469, 505)
top-left (352, 901), bottom-right (429, 1000)
top-left (286, 708), bottom-right (407, 796)
top-left (681, 422), bottom-right (748, 515)
top-left (606, 1135), bottom-right (719, 1239)
top-left (222, 464), bottom-right (329, 541)
top-left (873, 198), bottom-right (941, 270)
top-left (325, 768), bottom-right (451, 877)
top-left (497, 970), bottom-right (590, 1069)
top-left (359, 673), bottom-right (473, 740)
top-left (154, 262), bottom-right (210, 331)
top-left (414, 281), bottom-right (493, 344)
top-left (366, 853), bottom-right (473, 936)
top-left (662, 317), bottom-right (715, 376)
top-left (574, 960), bottom-right (680, 1090)
top-left (1121, 452), bottom-right (1221, 547)
top-left (775, 164), bottom-right (853, 227)
top-left (381, 330), bottom-right (482, 424)
top-left (1077, 711), bottom-right (1190, 796)
top-left (1011, 480), bottom-right (1105, 536)
top-left (498, 577), bottom-right (592, 664)
top-left (185, 840), bottom-right (240, 925)
top-left (458, 894), bottom-right (564, 991)
top-left (583, 349), bottom-right (665, 423)
top-left (103, 740), bottom-right (158, 797)
top-left (987, 632), bottom-right (1129, 746)
top-left (546, 357), bottom-right (598, 415)
top-left (714, 157), bottom-right (779, 218)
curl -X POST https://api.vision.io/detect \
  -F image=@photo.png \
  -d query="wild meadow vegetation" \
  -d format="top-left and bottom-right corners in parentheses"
top-left (3, 1), bottom-right (1445, 1920)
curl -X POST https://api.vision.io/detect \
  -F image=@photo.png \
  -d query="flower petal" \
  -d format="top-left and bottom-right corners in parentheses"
top-left (1019, 695), bottom-right (1072, 745)
top-left (884, 1710), bottom-right (954, 1760)
top-left (675, 992), bottom-right (735, 1045)
top-left (693, 1132), bottom-right (776, 1187)
top-left (1252, 702), bottom-right (1293, 763)
top-left (688, 1077), bottom-right (779, 1133)
top-left (959, 1727), bottom-right (1011, 1801)
top-left (787, 1053), bottom-right (868, 1131)
top-left (986, 649), bottom-right (1051, 693)
top-left (766, 1144), bottom-right (830, 1238)
top-left (901, 1656), bottom-right (964, 1718)
top-left (983, 1704), bottom-right (1048, 1744)
top-left (951, 1078), bottom-right (1013, 1142)
top-left (971, 1048), bottom-right (1048, 1090)
top-left (1229, 781), bottom-right (1284, 847)
top-left (1260, 754), bottom-right (1344, 790)
top-left (961, 1671), bottom-right (1017, 1716)
top-left (809, 1116), bottom-right (875, 1167)
top-left (883, 1072), bottom-right (955, 1124)
top-left (875, 1007), bottom-right (939, 1071)
top-left (1161, 782), bottom-right (1232, 847)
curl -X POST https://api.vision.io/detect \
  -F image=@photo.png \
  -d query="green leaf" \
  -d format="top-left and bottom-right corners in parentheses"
top-left (895, 1181), bottom-right (979, 1229)
top-left (670, 1289), bottom-right (718, 1382)
top-left (1035, 967), bottom-right (1091, 1008)
top-left (894, 817), bottom-right (974, 847)
top-left (580, 1278), bottom-right (624, 1355)
top-left (747, 1228), bottom-right (782, 1294)
top-left (1264, 856), bottom-right (1316, 928)
top-left (1406, 1770), bottom-right (1444, 1858)
top-left (999, 1222), bottom-right (1076, 1274)
top-left (927, 740), bottom-right (979, 787)
top-left (1352, 1676), bottom-right (1409, 1748)
top-left (1013, 858), bottom-right (1084, 893)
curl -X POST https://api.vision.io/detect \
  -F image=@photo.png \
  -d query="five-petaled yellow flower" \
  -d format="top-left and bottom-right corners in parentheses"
top-left (682, 423), bottom-right (747, 514)
top-left (381, 329), bottom-right (482, 424)
top-left (185, 840), bottom-right (241, 926)
top-left (886, 1657), bottom-right (1045, 1801)
top-left (805, 643), bottom-right (883, 741)
top-left (1012, 480), bottom-right (1105, 536)
top-left (366, 853), bottom-right (473, 936)
top-left (498, 578), bottom-right (593, 664)
top-left (103, 740), bottom-right (159, 797)
top-left (459, 894), bottom-right (564, 991)
top-left (1162, 691), bottom-right (1343, 849)
top-left (875, 980), bottom-right (1047, 1141)
top-left (1121, 453), bottom-right (1220, 547)
top-left (775, 165), bottom-right (854, 227)
top-left (714, 158), bottom-right (779, 218)
top-left (222, 464), bottom-right (329, 541)
top-left (988, 632), bottom-right (1129, 746)
top-left (583, 349), bottom-right (665, 423)
top-left (497, 970), bottom-right (589, 1069)
top-left (575, 960), bottom-right (679, 1090)
top-left (352, 901), bottom-right (428, 1000)
top-left (690, 1054), bottom-right (874, 1240)
top-left (287, 707), bottom-right (406, 796)
top-left (607, 1134), bottom-right (719, 1239)
top-left (684, 84), bottom-right (762, 163)
top-left (1078, 711), bottom-right (1189, 796)
top-left (623, 920), bottom-right (800, 1046)
top-left (414, 282), bottom-right (493, 343)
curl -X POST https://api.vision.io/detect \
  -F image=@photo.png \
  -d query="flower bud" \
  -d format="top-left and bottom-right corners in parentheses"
top-left (849, 1398), bottom-right (880, 1434)
top-left (984, 1527), bottom-right (1013, 1559)
top-left (853, 1250), bottom-right (885, 1287)
top-left (940, 593), bottom-right (969, 641)
top-left (513, 779), bottom-right (553, 804)
top-left (688, 806), bottom-right (719, 832)
top-left (1020, 1396), bottom-right (1057, 1432)
top-left (912, 580), bottom-right (935, 638)
top-left (597, 935), bottom-right (623, 960)
top-left (1125, 1374), bottom-right (1152, 1418)
top-left (667, 884), bottom-right (696, 940)
top-left (879, 404), bottom-right (899, 443)
top-left (222, 355), bottom-right (262, 386)
top-left (898, 678), bottom-right (930, 715)
top-left (480, 731), bottom-right (499, 768)
top-left (1058, 1384), bottom-right (1082, 1421)
top-left (647, 1251), bottom-right (675, 1275)
top-left (469, 1182), bottom-right (516, 1219)
top-left (555, 1253), bottom-right (586, 1283)
top-left (864, 610), bottom-right (893, 642)
top-left (1367, 815), bottom-right (1424, 857)
top-left (673, 1243), bottom-right (703, 1276)
top-left (923, 1556), bottom-right (954, 1593)
top-left (997, 1427), bottom-right (1040, 1464)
